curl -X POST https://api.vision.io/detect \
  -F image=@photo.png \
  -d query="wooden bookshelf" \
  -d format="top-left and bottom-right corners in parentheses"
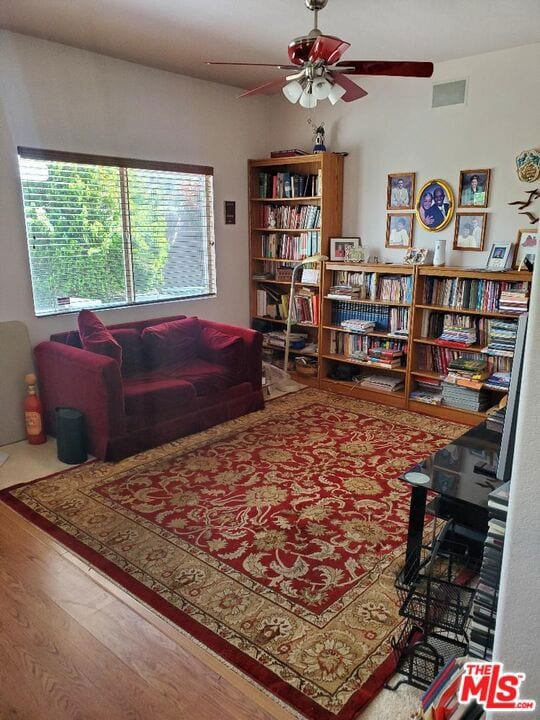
top-left (319, 262), bottom-right (414, 408)
top-left (248, 153), bottom-right (344, 383)
top-left (408, 265), bottom-right (532, 424)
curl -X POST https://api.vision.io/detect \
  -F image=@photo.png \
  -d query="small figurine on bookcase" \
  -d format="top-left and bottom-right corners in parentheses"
top-left (308, 118), bottom-right (326, 153)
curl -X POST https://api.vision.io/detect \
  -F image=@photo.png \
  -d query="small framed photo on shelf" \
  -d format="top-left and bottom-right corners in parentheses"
top-left (329, 237), bottom-right (361, 261)
top-left (404, 247), bottom-right (428, 265)
top-left (387, 172), bottom-right (415, 210)
top-left (386, 214), bottom-right (414, 248)
top-left (486, 242), bottom-right (514, 271)
top-left (514, 229), bottom-right (538, 271)
top-left (458, 169), bottom-right (491, 207)
top-left (453, 212), bottom-right (487, 251)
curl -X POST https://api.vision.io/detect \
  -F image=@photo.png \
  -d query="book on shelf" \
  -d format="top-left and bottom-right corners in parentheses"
top-left (359, 374), bottom-right (404, 392)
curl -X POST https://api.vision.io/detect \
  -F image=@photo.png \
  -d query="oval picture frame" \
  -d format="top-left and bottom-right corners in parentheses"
top-left (415, 179), bottom-right (455, 232)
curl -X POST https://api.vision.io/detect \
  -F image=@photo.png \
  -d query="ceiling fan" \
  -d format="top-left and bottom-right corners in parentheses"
top-left (206, 0), bottom-right (433, 108)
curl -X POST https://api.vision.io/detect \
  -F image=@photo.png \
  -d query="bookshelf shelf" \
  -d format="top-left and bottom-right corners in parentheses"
top-left (413, 337), bottom-right (486, 353)
top-left (249, 153), bottom-right (345, 385)
top-left (415, 303), bottom-right (523, 319)
top-left (322, 324), bottom-right (406, 340)
top-left (322, 353), bottom-right (407, 373)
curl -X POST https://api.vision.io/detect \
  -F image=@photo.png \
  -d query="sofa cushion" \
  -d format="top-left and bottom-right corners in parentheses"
top-left (111, 328), bottom-right (146, 377)
top-left (163, 358), bottom-right (239, 396)
top-left (199, 326), bottom-right (244, 371)
top-left (123, 375), bottom-right (197, 420)
top-left (78, 310), bottom-right (122, 366)
top-left (142, 317), bottom-right (201, 368)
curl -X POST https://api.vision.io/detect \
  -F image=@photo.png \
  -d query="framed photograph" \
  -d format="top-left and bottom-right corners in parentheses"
top-left (486, 242), bottom-right (514, 271)
top-left (514, 229), bottom-right (538, 270)
top-left (386, 214), bottom-right (414, 248)
top-left (415, 179), bottom-right (455, 232)
top-left (387, 172), bottom-right (415, 210)
top-left (330, 237), bottom-right (361, 261)
top-left (458, 169), bottom-right (491, 207)
top-left (453, 212), bottom-right (488, 251)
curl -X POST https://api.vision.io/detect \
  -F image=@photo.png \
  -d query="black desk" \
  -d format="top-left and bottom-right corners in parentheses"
top-left (401, 421), bottom-right (503, 582)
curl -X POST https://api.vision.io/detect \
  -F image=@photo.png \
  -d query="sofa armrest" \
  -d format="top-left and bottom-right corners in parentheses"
top-left (34, 341), bottom-right (126, 460)
top-left (198, 320), bottom-right (263, 390)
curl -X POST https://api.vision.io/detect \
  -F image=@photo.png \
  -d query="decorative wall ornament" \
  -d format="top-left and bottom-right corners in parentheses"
top-left (516, 148), bottom-right (540, 183)
top-left (508, 188), bottom-right (540, 225)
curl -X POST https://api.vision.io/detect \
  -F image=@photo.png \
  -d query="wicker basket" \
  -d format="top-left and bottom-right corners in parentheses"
top-left (295, 358), bottom-right (318, 377)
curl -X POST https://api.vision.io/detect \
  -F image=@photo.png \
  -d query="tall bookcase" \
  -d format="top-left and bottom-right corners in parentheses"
top-left (408, 266), bottom-right (532, 424)
top-left (319, 263), bottom-right (414, 409)
top-left (248, 153), bottom-right (344, 385)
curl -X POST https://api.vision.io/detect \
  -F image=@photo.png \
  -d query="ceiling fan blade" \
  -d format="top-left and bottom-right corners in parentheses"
top-left (206, 61), bottom-right (297, 69)
top-left (332, 73), bottom-right (368, 102)
top-left (335, 60), bottom-right (434, 78)
top-left (238, 77), bottom-right (288, 98)
top-left (309, 35), bottom-right (350, 65)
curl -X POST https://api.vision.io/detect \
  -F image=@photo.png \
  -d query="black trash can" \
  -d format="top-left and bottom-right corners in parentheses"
top-left (55, 407), bottom-right (87, 464)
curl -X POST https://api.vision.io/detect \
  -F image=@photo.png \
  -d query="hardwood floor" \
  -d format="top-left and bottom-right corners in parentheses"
top-left (0, 504), bottom-right (287, 720)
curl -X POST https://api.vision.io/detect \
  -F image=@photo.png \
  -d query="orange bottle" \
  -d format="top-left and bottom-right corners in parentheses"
top-left (24, 373), bottom-right (46, 445)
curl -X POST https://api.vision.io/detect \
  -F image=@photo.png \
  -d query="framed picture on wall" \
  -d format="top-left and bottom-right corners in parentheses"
top-left (415, 179), bottom-right (455, 231)
top-left (514, 229), bottom-right (538, 270)
top-left (386, 173), bottom-right (415, 210)
top-left (458, 169), bottom-right (491, 207)
top-left (453, 212), bottom-right (488, 251)
top-left (386, 214), bottom-right (414, 248)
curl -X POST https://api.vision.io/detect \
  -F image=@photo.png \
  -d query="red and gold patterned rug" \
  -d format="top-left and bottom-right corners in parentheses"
top-left (1, 390), bottom-right (467, 719)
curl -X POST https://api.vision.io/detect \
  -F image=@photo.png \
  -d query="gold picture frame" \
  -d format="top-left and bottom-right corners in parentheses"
top-left (415, 179), bottom-right (455, 232)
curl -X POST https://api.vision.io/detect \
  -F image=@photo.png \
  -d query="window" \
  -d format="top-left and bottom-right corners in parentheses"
top-left (17, 148), bottom-right (216, 316)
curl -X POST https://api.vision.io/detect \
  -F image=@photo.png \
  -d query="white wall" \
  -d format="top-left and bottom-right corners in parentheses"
top-left (266, 43), bottom-right (540, 267)
top-left (0, 31), bottom-right (271, 344)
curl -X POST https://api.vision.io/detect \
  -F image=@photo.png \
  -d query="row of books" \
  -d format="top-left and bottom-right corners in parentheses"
top-left (330, 330), bottom-right (405, 362)
top-left (415, 346), bottom-right (512, 376)
top-left (423, 278), bottom-right (529, 314)
top-left (331, 301), bottom-right (391, 332)
top-left (417, 656), bottom-right (484, 720)
top-left (330, 270), bottom-right (413, 304)
top-left (498, 287), bottom-right (529, 314)
top-left (258, 204), bottom-right (321, 229)
top-left (469, 482), bottom-right (509, 660)
top-left (254, 260), bottom-right (320, 283)
top-left (480, 319), bottom-right (518, 357)
top-left (260, 231), bottom-right (320, 260)
top-left (258, 171), bottom-right (321, 199)
top-left (255, 285), bottom-right (319, 325)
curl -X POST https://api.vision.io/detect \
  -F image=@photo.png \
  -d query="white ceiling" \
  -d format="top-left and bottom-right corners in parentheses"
top-left (1, 0), bottom-right (539, 90)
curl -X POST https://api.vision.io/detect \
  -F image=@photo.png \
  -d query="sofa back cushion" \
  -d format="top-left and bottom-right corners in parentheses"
top-left (110, 328), bottom-right (146, 377)
top-left (142, 317), bottom-right (201, 368)
top-left (78, 310), bottom-right (122, 366)
top-left (199, 326), bottom-right (244, 371)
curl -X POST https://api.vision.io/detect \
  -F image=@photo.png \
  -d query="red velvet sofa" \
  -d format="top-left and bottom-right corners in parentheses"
top-left (34, 314), bottom-right (264, 461)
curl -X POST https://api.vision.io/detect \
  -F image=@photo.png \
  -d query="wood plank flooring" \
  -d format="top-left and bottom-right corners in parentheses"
top-left (0, 504), bottom-right (289, 720)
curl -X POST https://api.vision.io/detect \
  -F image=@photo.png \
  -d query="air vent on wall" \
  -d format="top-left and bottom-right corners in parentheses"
top-left (432, 79), bottom-right (467, 108)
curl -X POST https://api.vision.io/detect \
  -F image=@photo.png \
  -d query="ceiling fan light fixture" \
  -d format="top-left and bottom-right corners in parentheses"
top-left (299, 86), bottom-right (318, 109)
top-left (312, 77), bottom-right (332, 100)
top-left (328, 81), bottom-right (346, 104)
top-left (282, 79), bottom-right (304, 103)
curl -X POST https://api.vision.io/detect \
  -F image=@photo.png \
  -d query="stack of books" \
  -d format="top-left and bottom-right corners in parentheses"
top-left (445, 358), bottom-right (489, 387)
top-left (436, 325), bottom-right (477, 346)
top-left (417, 657), bottom-right (483, 719)
top-left (481, 319), bottom-right (518, 357)
top-left (469, 482), bottom-right (509, 660)
top-left (263, 331), bottom-right (307, 350)
top-left (483, 371), bottom-right (510, 391)
top-left (410, 376), bottom-right (443, 405)
top-left (442, 357), bottom-right (491, 410)
top-left (340, 318), bottom-right (375, 333)
top-left (498, 285), bottom-right (529, 314)
top-left (442, 382), bottom-right (491, 412)
top-left (486, 406), bottom-right (505, 432)
top-left (359, 374), bottom-right (404, 393)
top-left (366, 347), bottom-right (403, 369)
top-left (327, 284), bottom-right (365, 300)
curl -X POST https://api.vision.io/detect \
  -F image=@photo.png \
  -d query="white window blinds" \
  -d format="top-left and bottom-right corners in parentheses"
top-left (17, 148), bottom-right (216, 316)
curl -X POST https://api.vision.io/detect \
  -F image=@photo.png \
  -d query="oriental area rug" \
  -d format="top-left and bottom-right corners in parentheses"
top-left (0, 389), bottom-right (467, 720)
